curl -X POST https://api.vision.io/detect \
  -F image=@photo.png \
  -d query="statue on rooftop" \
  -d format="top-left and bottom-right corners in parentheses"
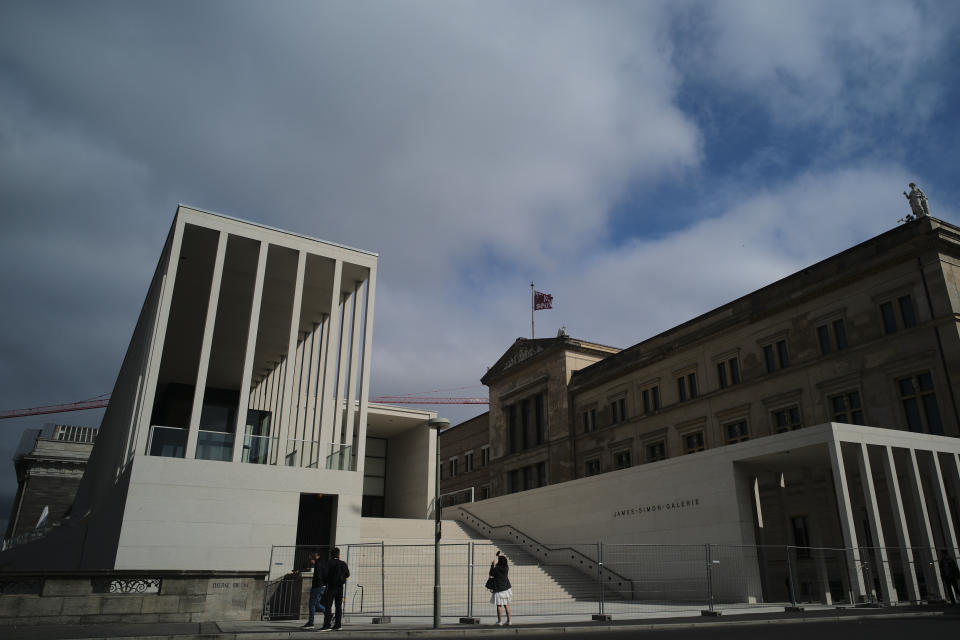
top-left (904, 183), bottom-right (930, 219)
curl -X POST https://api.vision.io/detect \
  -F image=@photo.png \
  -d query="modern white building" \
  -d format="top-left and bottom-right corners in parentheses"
top-left (1, 206), bottom-right (439, 572)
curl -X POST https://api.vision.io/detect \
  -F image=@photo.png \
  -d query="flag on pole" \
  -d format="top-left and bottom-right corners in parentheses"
top-left (533, 290), bottom-right (553, 310)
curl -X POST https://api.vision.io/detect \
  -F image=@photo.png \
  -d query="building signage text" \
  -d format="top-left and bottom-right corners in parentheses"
top-left (612, 498), bottom-right (701, 519)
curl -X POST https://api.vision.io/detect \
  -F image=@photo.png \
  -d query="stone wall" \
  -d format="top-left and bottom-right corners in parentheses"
top-left (0, 571), bottom-right (265, 625)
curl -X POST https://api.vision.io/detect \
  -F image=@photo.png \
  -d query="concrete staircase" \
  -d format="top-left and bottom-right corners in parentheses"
top-left (343, 518), bottom-right (618, 618)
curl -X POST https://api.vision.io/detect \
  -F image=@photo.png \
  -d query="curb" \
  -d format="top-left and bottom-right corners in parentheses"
top-left (59, 610), bottom-right (945, 640)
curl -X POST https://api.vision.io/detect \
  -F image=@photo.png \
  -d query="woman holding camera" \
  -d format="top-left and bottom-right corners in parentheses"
top-left (489, 551), bottom-right (512, 626)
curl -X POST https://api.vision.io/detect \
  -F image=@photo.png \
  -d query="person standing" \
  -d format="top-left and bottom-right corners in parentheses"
top-left (939, 552), bottom-right (960, 604)
top-left (319, 548), bottom-right (350, 631)
top-left (300, 552), bottom-right (326, 628)
top-left (489, 552), bottom-right (512, 626)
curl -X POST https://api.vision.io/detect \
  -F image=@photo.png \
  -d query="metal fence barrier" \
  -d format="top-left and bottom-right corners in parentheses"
top-left (263, 542), bottom-right (959, 621)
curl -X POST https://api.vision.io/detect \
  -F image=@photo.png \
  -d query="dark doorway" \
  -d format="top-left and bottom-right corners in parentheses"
top-left (296, 493), bottom-right (336, 549)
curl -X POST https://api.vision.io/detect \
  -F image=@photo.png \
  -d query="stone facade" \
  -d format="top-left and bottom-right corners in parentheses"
top-left (440, 216), bottom-right (960, 499)
top-left (4, 425), bottom-right (97, 541)
top-left (437, 412), bottom-right (490, 503)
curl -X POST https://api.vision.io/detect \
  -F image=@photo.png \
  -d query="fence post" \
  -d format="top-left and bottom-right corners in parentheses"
top-left (701, 544), bottom-right (719, 616)
top-left (591, 542), bottom-right (611, 621)
top-left (459, 542), bottom-right (479, 624)
top-left (785, 546), bottom-right (803, 611)
top-left (372, 543), bottom-right (390, 624)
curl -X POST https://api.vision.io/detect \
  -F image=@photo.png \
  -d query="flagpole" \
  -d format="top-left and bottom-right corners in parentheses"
top-left (530, 282), bottom-right (535, 339)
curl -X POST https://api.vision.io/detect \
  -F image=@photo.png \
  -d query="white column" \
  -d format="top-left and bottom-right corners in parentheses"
top-left (135, 219), bottom-right (185, 456)
top-left (275, 250), bottom-right (306, 466)
top-left (186, 231), bottom-right (228, 459)
top-left (905, 448), bottom-right (944, 599)
top-left (828, 439), bottom-right (867, 598)
top-left (802, 468), bottom-right (833, 605)
top-left (308, 317), bottom-right (329, 445)
top-left (318, 260), bottom-right (343, 463)
top-left (354, 267), bottom-right (377, 476)
top-left (233, 241), bottom-right (268, 463)
top-left (879, 446), bottom-right (921, 602)
top-left (333, 290), bottom-right (354, 451)
top-left (855, 442), bottom-right (897, 603)
top-left (342, 280), bottom-right (364, 470)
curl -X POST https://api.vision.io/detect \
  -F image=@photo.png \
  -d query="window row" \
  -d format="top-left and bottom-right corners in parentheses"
top-left (444, 444), bottom-right (490, 478)
top-left (577, 372), bottom-right (943, 476)
top-left (577, 295), bottom-right (922, 433)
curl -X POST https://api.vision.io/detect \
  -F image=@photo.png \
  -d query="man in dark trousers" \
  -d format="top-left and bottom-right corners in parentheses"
top-left (939, 552), bottom-right (960, 604)
top-left (319, 547), bottom-right (350, 631)
top-left (300, 552), bottom-right (326, 628)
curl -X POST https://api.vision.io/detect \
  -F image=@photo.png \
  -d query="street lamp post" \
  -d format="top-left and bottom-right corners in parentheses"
top-left (428, 417), bottom-right (449, 629)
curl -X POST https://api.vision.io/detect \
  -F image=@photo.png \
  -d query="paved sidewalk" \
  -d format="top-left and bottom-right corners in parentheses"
top-left (0, 605), bottom-right (953, 640)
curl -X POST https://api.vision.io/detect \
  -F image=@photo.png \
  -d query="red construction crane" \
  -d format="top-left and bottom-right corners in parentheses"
top-left (0, 393), bottom-right (487, 420)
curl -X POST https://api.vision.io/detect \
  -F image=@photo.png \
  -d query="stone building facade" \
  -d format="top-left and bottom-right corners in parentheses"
top-left (4, 424), bottom-right (98, 542)
top-left (440, 216), bottom-right (960, 499)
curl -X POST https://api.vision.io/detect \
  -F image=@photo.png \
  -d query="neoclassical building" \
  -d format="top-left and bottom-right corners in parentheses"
top-left (441, 216), bottom-right (960, 603)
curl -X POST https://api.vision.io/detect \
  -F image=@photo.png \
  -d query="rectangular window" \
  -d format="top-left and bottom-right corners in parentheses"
top-left (899, 295), bottom-right (917, 328)
top-left (717, 357), bottom-right (740, 389)
top-left (583, 408), bottom-right (596, 433)
top-left (449, 457), bottom-right (458, 477)
top-left (817, 325), bottom-right (832, 355)
top-left (610, 397), bottom-right (626, 424)
top-left (880, 301), bottom-right (898, 334)
top-left (614, 449), bottom-right (632, 470)
top-left (479, 485), bottom-right (491, 500)
top-left (480, 445), bottom-right (490, 467)
top-left (464, 451), bottom-right (474, 473)
top-left (508, 393), bottom-right (545, 453)
top-left (833, 319), bottom-right (848, 349)
top-left (642, 386), bottom-right (661, 413)
top-left (819, 319), bottom-right (849, 355)
top-left (508, 462), bottom-right (547, 493)
top-left (898, 372), bottom-right (943, 434)
top-left (772, 406), bottom-right (802, 433)
top-left (830, 391), bottom-right (864, 425)
top-left (677, 372), bottom-right (697, 402)
top-left (682, 431), bottom-right (705, 455)
top-left (585, 457), bottom-right (601, 476)
top-left (645, 440), bottom-right (666, 462)
top-left (764, 340), bottom-right (789, 372)
top-left (725, 420), bottom-right (749, 444)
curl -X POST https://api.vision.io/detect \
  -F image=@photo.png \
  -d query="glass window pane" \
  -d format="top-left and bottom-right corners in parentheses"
top-left (899, 378), bottom-right (915, 396)
top-left (817, 325), bottom-right (831, 355)
top-left (677, 378), bottom-right (686, 402)
top-left (730, 358), bottom-right (740, 384)
top-left (923, 395), bottom-right (943, 435)
top-left (903, 398), bottom-right (923, 432)
top-left (652, 386), bottom-right (660, 409)
top-left (918, 372), bottom-right (934, 391)
top-left (764, 345), bottom-right (775, 373)
top-left (365, 437), bottom-right (387, 456)
top-left (899, 295), bottom-right (917, 328)
top-left (833, 319), bottom-right (848, 349)
top-left (881, 302), bottom-right (897, 333)
top-left (717, 362), bottom-right (727, 389)
top-left (688, 373), bottom-right (698, 398)
top-left (777, 340), bottom-right (790, 368)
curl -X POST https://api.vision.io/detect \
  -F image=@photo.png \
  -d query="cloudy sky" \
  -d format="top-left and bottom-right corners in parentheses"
top-left (1, 0), bottom-right (958, 532)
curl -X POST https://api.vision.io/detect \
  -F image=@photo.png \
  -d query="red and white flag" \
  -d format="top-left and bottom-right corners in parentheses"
top-left (533, 290), bottom-right (553, 310)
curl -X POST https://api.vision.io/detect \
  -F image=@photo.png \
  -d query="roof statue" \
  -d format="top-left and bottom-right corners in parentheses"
top-left (903, 182), bottom-right (930, 221)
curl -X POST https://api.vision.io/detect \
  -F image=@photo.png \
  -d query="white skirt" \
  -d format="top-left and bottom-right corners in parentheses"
top-left (491, 588), bottom-right (512, 605)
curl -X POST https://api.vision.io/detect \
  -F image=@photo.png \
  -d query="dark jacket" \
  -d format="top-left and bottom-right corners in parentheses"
top-left (325, 558), bottom-right (350, 588)
top-left (489, 563), bottom-right (511, 592)
top-left (311, 560), bottom-right (328, 589)
top-left (940, 555), bottom-right (959, 581)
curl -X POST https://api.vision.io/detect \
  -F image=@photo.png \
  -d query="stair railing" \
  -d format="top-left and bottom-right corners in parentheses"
top-left (450, 506), bottom-right (634, 599)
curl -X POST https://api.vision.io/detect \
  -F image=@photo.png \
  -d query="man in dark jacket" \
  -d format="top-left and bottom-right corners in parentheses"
top-left (320, 548), bottom-right (350, 631)
top-left (301, 552), bottom-right (326, 628)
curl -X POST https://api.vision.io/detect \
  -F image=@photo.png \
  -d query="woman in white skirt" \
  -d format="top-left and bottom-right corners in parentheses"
top-left (489, 552), bottom-right (512, 626)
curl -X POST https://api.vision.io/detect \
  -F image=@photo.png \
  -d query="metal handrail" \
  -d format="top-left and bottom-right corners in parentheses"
top-left (452, 506), bottom-right (635, 598)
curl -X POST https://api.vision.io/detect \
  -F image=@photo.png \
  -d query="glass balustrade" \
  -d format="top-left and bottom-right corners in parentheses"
top-left (196, 430), bottom-right (235, 461)
top-left (147, 425), bottom-right (188, 458)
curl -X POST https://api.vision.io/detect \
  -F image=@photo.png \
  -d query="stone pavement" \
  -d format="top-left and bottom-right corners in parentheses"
top-left (0, 605), bottom-right (951, 640)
